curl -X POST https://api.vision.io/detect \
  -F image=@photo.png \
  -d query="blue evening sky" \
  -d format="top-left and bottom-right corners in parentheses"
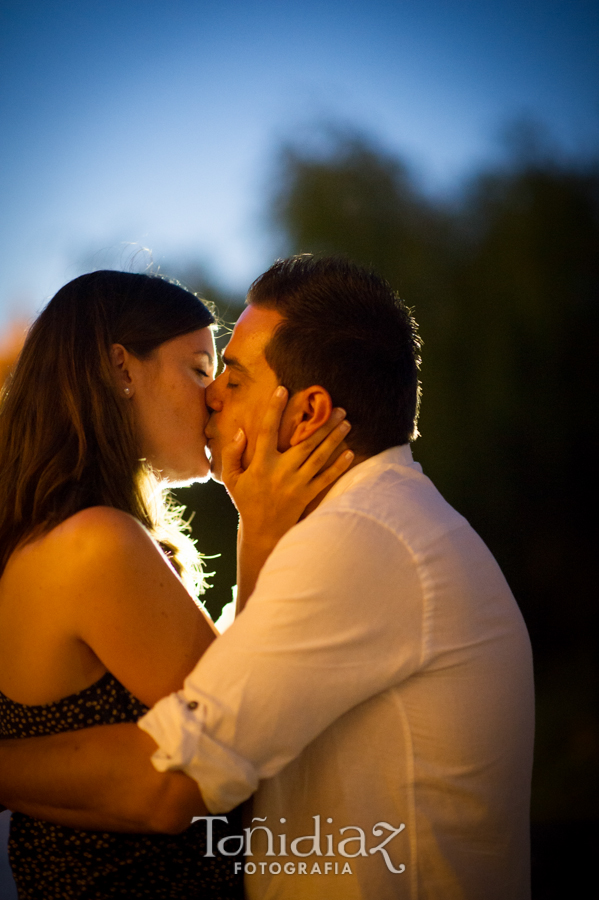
top-left (0, 0), bottom-right (597, 322)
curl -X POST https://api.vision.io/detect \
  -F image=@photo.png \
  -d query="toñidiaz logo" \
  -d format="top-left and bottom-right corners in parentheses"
top-left (191, 814), bottom-right (406, 876)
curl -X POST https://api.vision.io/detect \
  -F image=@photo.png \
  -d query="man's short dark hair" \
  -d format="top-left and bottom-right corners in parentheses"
top-left (247, 255), bottom-right (422, 456)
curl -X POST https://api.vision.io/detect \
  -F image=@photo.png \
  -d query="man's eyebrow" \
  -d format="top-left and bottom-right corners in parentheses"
top-left (221, 353), bottom-right (252, 379)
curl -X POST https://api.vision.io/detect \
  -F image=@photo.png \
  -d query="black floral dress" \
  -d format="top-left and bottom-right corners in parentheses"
top-left (0, 672), bottom-right (244, 899)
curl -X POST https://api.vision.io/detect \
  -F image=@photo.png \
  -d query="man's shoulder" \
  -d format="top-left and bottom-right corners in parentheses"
top-left (317, 446), bottom-right (468, 549)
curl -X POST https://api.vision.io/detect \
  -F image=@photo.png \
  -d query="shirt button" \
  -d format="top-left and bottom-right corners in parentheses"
top-left (187, 700), bottom-right (198, 710)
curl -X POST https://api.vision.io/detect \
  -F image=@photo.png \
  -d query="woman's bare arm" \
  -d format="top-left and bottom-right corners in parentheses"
top-left (0, 508), bottom-right (218, 825)
top-left (27, 507), bottom-right (218, 708)
top-left (0, 724), bottom-right (207, 833)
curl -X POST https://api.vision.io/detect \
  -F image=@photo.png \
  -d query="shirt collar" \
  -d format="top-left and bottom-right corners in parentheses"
top-left (321, 444), bottom-right (419, 509)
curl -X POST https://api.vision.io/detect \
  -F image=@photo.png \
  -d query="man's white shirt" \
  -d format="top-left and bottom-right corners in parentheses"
top-left (139, 445), bottom-right (534, 899)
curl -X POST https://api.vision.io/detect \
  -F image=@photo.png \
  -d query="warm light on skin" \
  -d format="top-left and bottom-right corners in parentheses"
top-left (112, 327), bottom-right (216, 486)
top-left (205, 304), bottom-right (361, 508)
top-left (205, 306), bottom-right (294, 480)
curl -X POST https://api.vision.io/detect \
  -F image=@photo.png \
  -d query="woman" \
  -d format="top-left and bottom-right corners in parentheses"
top-left (0, 271), bottom-right (350, 898)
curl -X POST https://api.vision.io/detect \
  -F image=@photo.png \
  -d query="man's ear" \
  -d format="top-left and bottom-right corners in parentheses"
top-left (110, 343), bottom-right (135, 397)
top-left (286, 386), bottom-right (334, 447)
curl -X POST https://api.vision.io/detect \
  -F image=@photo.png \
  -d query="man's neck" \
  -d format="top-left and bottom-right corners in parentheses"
top-left (300, 447), bottom-right (369, 519)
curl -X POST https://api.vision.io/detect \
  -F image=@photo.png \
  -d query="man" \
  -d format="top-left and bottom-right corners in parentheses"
top-left (0, 256), bottom-right (534, 898)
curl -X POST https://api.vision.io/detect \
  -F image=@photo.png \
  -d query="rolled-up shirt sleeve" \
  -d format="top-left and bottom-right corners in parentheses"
top-left (138, 505), bottom-right (424, 813)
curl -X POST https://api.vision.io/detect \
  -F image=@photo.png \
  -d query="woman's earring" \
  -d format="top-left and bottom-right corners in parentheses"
top-left (124, 387), bottom-right (131, 396)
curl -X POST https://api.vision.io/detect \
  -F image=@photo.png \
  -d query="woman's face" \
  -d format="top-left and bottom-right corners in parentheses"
top-left (124, 327), bottom-right (216, 485)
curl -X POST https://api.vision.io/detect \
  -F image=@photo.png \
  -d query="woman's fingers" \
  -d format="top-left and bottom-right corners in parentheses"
top-left (252, 386), bottom-right (289, 458)
top-left (252, 388), bottom-right (350, 478)
top-left (220, 427), bottom-right (248, 497)
top-left (288, 406), bottom-right (346, 450)
top-left (301, 419), bottom-right (352, 477)
top-left (286, 409), bottom-right (351, 475)
top-left (222, 385), bottom-right (288, 496)
top-left (309, 447), bottom-right (354, 494)
top-left (288, 418), bottom-right (353, 498)
top-left (226, 387), bottom-right (354, 530)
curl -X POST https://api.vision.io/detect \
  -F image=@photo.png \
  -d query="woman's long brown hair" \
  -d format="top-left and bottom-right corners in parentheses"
top-left (0, 270), bottom-right (215, 591)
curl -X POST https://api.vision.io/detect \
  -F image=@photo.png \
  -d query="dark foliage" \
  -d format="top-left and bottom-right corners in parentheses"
top-left (269, 132), bottom-right (599, 831)
top-left (174, 133), bottom-right (598, 869)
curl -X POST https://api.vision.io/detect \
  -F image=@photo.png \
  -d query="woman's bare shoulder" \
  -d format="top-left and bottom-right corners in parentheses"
top-left (8, 507), bottom-right (164, 594)
top-left (38, 506), bottom-right (156, 559)
top-left (50, 505), bottom-right (151, 545)
top-left (4, 510), bottom-right (215, 706)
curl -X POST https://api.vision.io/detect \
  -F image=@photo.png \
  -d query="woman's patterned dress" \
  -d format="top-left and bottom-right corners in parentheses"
top-left (0, 671), bottom-right (244, 899)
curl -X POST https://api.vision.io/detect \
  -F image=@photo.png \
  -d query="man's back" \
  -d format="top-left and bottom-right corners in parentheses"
top-left (247, 446), bottom-right (533, 898)
top-left (142, 445), bottom-right (534, 899)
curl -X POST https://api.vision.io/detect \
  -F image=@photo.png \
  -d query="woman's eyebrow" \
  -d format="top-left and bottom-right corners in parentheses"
top-left (193, 349), bottom-right (214, 368)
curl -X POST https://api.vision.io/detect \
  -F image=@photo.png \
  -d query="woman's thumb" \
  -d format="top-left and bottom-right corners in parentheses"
top-left (221, 428), bottom-right (247, 492)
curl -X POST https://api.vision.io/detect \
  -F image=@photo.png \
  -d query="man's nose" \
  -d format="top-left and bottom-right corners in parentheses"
top-left (205, 378), bottom-right (223, 412)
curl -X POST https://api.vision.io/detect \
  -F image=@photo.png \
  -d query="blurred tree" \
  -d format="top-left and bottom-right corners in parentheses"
top-left (173, 264), bottom-right (246, 328)
top-left (273, 131), bottom-right (444, 296)
top-left (452, 161), bottom-right (599, 829)
top-left (268, 129), bottom-right (599, 834)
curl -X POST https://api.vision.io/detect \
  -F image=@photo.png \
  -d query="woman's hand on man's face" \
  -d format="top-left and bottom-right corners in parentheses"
top-left (220, 385), bottom-right (354, 612)
top-left (220, 385), bottom-right (353, 544)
